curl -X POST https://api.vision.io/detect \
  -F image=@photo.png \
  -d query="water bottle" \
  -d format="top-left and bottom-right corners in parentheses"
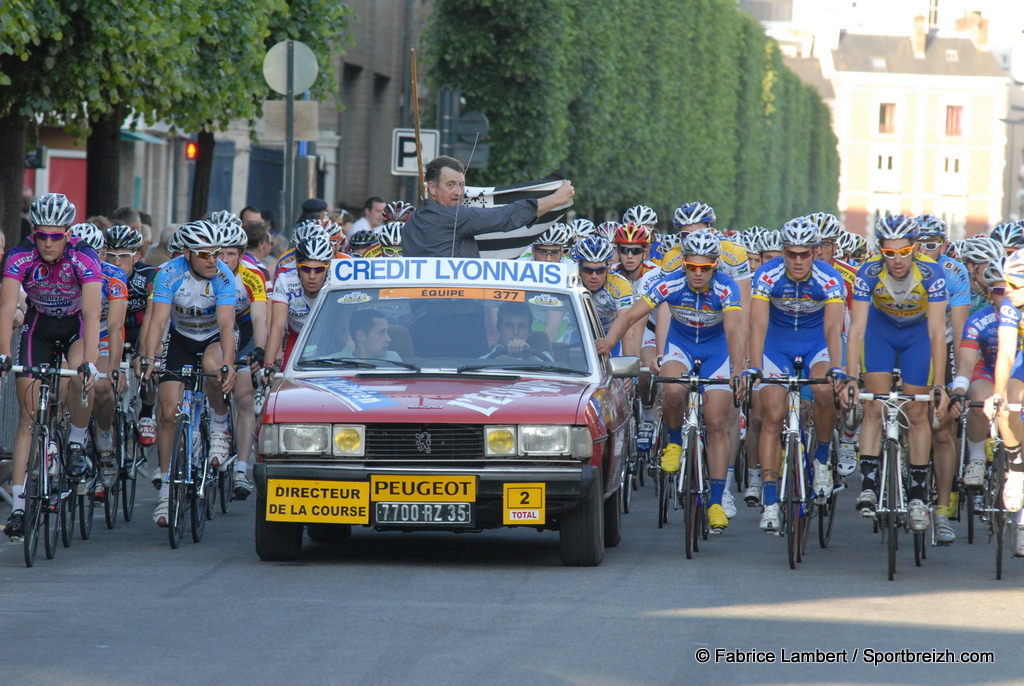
top-left (47, 440), bottom-right (59, 476)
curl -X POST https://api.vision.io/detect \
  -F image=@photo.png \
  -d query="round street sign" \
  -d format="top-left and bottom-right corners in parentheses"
top-left (263, 40), bottom-right (319, 95)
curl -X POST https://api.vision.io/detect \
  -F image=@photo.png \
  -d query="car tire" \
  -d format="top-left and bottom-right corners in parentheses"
top-left (307, 523), bottom-right (353, 543)
top-left (604, 481), bottom-right (622, 548)
top-left (559, 468), bottom-right (605, 567)
top-left (255, 487), bottom-right (303, 561)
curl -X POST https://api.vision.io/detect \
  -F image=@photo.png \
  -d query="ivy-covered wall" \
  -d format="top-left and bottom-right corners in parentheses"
top-left (425, 0), bottom-right (839, 229)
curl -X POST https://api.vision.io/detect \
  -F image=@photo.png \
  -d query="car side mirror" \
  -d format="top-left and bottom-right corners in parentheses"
top-left (609, 356), bottom-right (640, 378)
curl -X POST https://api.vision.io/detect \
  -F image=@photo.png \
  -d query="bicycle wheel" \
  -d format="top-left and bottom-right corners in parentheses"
top-left (658, 469), bottom-right (671, 529)
top-left (61, 474), bottom-right (76, 549)
top-left (989, 445), bottom-right (1007, 580)
top-left (966, 484), bottom-right (976, 545)
top-left (78, 460), bottom-right (98, 541)
top-left (819, 438), bottom-right (839, 548)
top-left (121, 420), bottom-right (141, 522)
top-left (885, 440), bottom-right (899, 581)
top-left (168, 419), bottom-right (190, 549)
top-left (190, 427), bottom-right (209, 542)
top-left (23, 427), bottom-right (46, 567)
top-left (682, 427), bottom-right (697, 559)
top-left (104, 412), bottom-right (125, 530)
top-left (43, 432), bottom-right (65, 561)
top-left (785, 435), bottom-right (801, 570)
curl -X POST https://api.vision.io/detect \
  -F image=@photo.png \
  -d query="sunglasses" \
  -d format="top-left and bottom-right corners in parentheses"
top-left (916, 241), bottom-right (943, 251)
top-left (33, 230), bottom-right (68, 242)
top-left (683, 261), bottom-right (715, 273)
top-left (617, 246), bottom-right (645, 256)
top-left (533, 247), bottom-right (563, 258)
top-left (298, 264), bottom-right (327, 274)
top-left (990, 287), bottom-right (1006, 296)
top-left (879, 245), bottom-right (915, 258)
top-left (381, 247), bottom-right (403, 257)
top-left (106, 251), bottom-right (136, 261)
top-left (191, 248), bottom-right (222, 260)
top-left (783, 249), bottom-right (813, 260)
top-left (579, 266), bottom-right (608, 275)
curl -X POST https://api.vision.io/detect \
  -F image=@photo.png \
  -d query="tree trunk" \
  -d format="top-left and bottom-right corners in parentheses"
top-left (0, 110), bottom-right (28, 254)
top-left (86, 103), bottom-right (125, 217)
top-left (189, 129), bottom-right (216, 220)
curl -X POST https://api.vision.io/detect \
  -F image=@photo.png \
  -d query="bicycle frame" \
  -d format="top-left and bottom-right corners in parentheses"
top-left (173, 363), bottom-right (211, 499)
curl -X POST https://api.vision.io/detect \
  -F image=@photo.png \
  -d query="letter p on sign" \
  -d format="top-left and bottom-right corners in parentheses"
top-left (391, 128), bottom-right (439, 176)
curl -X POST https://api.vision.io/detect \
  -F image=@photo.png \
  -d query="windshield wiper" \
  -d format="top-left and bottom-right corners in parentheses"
top-left (457, 362), bottom-right (588, 375)
top-left (299, 356), bottom-right (420, 371)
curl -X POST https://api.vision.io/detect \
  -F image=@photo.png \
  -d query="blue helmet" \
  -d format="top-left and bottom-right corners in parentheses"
top-left (875, 214), bottom-right (917, 245)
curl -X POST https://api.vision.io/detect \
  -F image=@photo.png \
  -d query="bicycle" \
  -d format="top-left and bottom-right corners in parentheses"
top-left (159, 356), bottom-right (228, 548)
top-left (976, 401), bottom-right (1021, 580)
top-left (848, 371), bottom-right (936, 580)
top-left (749, 358), bottom-right (835, 569)
top-left (655, 360), bottom-right (733, 559)
top-left (11, 355), bottom-right (82, 567)
top-left (108, 351), bottom-right (145, 526)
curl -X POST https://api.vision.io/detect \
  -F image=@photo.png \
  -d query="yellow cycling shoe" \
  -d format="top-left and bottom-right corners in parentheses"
top-left (948, 492), bottom-right (958, 514)
top-left (661, 444), bottom-right (682, 473)
top-left (708, 504), bottom-right (729, 533)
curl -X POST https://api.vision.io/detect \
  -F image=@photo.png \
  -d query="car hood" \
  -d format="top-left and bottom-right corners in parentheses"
top-left (266, 375), bottom-right (596, 424)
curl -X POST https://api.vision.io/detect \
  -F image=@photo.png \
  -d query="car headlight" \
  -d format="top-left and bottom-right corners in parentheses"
top-left (333, 425), bottom-right (365, 456)
top-left (519, 425), bottom-right (571, 456)
top-left (571, 427), bottom-right (593, 459)
top-left (484, 426), bottom-right (517, 457)
top-left (278, 424), bottom-right (332, 455)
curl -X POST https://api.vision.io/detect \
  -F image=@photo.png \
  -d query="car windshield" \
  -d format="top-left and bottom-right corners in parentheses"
top-left (296, 286), bottom-right (592, 375)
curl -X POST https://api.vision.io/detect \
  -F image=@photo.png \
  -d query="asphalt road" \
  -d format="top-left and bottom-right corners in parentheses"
top-left (1, 471), bottom-right (1021, 686)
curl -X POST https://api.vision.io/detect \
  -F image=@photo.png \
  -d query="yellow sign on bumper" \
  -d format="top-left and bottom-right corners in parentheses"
top-left (370, 475), bottom-right (476, 502)
top-left (503, 483), bottom-right (545, 525)
top-left (267, 479), bottom-right (370, 524)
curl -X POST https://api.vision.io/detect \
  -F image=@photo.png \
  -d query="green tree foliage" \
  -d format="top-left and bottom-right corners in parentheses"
top-left (425, 0), bottom-right (839, 229)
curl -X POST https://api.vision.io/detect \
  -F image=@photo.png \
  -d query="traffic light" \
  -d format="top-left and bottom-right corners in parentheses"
top-left (185, 141), bottom-right (198, 160)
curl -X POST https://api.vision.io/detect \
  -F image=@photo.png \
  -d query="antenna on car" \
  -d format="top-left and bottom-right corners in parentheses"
top-left (451, 132), bottom-right (480, 258)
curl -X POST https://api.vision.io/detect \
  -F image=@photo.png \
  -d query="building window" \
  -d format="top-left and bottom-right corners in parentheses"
top-left (877, 155), bottom-right (894, 170)
top-left (878, 103), bottom-right (896, 134)
top-left (943, 157), bottom-right (960, 173)
top-left (929, 0), bottom-right (939, 26)
top-left (945, 106), bottom-right (962, 137)
top-left (945, 49), bottom-right (958, 62)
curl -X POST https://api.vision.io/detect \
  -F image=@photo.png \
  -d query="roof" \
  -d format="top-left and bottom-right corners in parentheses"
top-left (783, 57), bottom-right (835, 99)
top-left (833, 34), bottom-right (1006, 78)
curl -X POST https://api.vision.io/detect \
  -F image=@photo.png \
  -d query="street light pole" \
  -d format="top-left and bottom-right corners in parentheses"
top-left (1001, 116), bottom-right (1024, 221)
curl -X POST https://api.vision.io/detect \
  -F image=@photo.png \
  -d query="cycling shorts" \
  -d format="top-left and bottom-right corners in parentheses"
top-left (16, 309), bottom-right (82, 379)
top-left (642, 325), bottom-right (656, 349)
top-left (862, 308), bottom-right (931, 386)
top-left (663, 336), bottom-right (731, 382)
top-left (760, 327), bottom-right (829, 380)
top-left (159, 328), bottom-right (221, 385)
top-left (1010, 351), bottom-right (1024, 384)
top-left (971, 358), bottom-right (993, 384)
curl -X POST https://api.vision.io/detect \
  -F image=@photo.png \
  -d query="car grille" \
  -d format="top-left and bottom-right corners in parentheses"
top-left (364, 424), bottom-right (484, 461)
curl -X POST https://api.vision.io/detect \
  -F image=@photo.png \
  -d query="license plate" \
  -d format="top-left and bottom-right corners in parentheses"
top-left (374, 502), bottom-right (474, 526)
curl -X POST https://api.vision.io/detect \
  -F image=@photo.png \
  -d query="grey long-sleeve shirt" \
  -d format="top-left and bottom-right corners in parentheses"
top-left (402, 197), bottom-right (539, 258)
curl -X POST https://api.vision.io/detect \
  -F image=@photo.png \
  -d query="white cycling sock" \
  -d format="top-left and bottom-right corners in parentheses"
top-left (97, 430), bottom-right (113, 451)
top-left (211, 412), bottom-right (229, 432)
top-left (641, 406), bottom-right (655, 424)
top-left (159, 482), bottom-right (170, 500)
top-left (235, 460), bottom-right (248, 474)
top-left (748, 468), bottom-right (762, 485)
top-left (967, 439), bottom-right (986, 465)
top-left (726, 465), bottom-right (736, 488)
top-left (11, 484), bottom-right (25, 512)
top-left (68, 423), bottom-right (88, 445)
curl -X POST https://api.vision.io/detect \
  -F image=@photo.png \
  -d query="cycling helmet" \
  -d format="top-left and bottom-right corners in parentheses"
top-left (294, 233), bottom-right (336, 262)
top-left (570, 235), bottom-right (615, 263)
top-left (959, 235), bottom-right (1004, 266)
top-left (991, 222), bottom-right (1024, 250)
top-left (613, 222), bottom-right (652, 246)
top-left (376, 222), bottom-right (403, 248)
top-left (672, 202), bottom-right (716, 229)
top-left (780, 217), bottom-right (821, 247)
top-left (945, 239), bottom-right (964, 259)
top-left (69, 223), bottom-right (105, 252)
top-left (622, 205), bottom-right (657, 227)
top-left (533, 223), bottom-right (572, 248)
top-left (657, 233), bottom-right (682, 252)
top-left (742, 227), bottom-right (767, 251)
top-left (834, 231), bottom-right (857, 259)
top-left (1003, 248), bottom-right (1024, 285)
top-left (682, 230), bottom-right (722, 259)
top-left (874, 213), bottom-right (918, 244)
top-left (348, 229), bottom-right (378, 249)
top-left (291, 218), bottom-right (331, 245)
top-left (29, 192), bottom-right (76, 227)
top-left (568, 218), bottom-right (596, 241)
top-left (208, 210), bottom-right (242, 233)
top-left (177, 219), bottom-right (221, 250)
top-left (596, 221), bottom-right (620, 241)
top-left (222, 224), bottom-right (249, 249)
top-left (914, 213), bottom-right (947, 239)
top-left (105, 224), bottom-right (144, 251)
top-left (808, 212), bottom-right (842, 241)
top-left (167, 229), bottom-right (185, 254)
top-left (381, 201), bottom-right (415, 223)
top-left (759, 230), bottom-right (784, 253)
top-left (983, 260), bottom-right (1005, 286)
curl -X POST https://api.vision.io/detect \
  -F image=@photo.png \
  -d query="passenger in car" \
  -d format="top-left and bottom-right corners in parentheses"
top-left (340, 307), bottom-right (401, 362)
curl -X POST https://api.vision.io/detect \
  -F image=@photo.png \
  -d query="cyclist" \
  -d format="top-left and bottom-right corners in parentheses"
top-left (568, 218), bottom-right (597, 248)
top-left (760, 230), bottom-right (784, 262)
top-left (141, 220), bottom-right (238, 527)
top-left (842, 214), bottom-right (950, 532)
top-left (1, 193), bottom-right (103, 540)
top-left (347, 228), bottom-right (382, 258)
top-left (381, 200), bottom-right (415, 224)
top-left (274, 218), bottom-right (337, 278)
top-left (748, 218), bottom-right (845, 531)
top-left (596, 231), bottom-right (746, 533)
top-left (742, 227), bottom-right (767, 271)
top-left (520, 223), bottom-right (572, 262)
top-left (596, 221), bottom-right (620, 242)
top-left (991, 221), bottom-right (1024, 257)
top-left (220, 223), bottom-right (268, 499)
top-left (70, 222), bottom-right (128, 489)
top-left (264, 232), bottom-right (335, 371)
top-left (571, 236), bottom-right (636, 353)
top-left (376, 221), bottom-right (404, 257)
top-left (960, 235), bottom-right (1005, 311)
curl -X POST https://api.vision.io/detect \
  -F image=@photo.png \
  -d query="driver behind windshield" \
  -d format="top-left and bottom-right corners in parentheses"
top-left (482, 301), bottom-right (553, 361)
top-left (342, 307), bottom-right (401, 362)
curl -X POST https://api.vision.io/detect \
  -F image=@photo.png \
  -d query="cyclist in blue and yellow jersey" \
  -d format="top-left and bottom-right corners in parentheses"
top-left (842, 214), bottom-right (950, 532)
top-left (596, 231), bottom-right (747, 534)
top-left (959, 236), bottom-right (1005, 314)
top-left (914, 213), bottom-right (972, 543)
top-left (518, 224), bottom-right (573, 263)
top-left (141, 220), bottom-right (237, 528)
top-left (571, 236), bottom-right (635, 351)
top-left (220, 223), bottom-right (268, 499)
top-left (748, 218), bottom-right (846, 532)
top-left (740, 227), bottom-right (767, 272)
top-left (70, 222), bottom-right (129, 490)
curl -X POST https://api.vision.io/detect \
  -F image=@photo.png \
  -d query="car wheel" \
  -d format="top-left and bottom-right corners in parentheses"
top-left (559, 468), bottom-right (605, 567)
top-left (603, 481), bottom-right (622, 548)
top-left (307, 523), bottom-right (353, 543)
top-left (255, 487), bottom-right (303, 561)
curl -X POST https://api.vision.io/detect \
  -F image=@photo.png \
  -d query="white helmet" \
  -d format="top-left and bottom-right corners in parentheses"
top-left (682, 230), bottom-right (721, 259)
top-left (959, 236), bottom-right (1004, 266)
top-left (29, 193), bottom-right (76, 227)
top-left (571, 236), bottom-right (614, 263)
top-left (622, 205), bottom-right (657, 227)
top-left (568, 218), bottom-right (596, 241)
top-left (375, 221), bottom-right (403, 248)
top-left (875, 213), bottom-right (918, 244)
top-left (533, 223), bottom-right (572, 248)
top-left (759, 230), bottom-right (784, 253)
top-left (294, 233), bottom-right (336, 262)
top-left (177, 219), bottom-right (221, 251)
top-left (69, 223), bottom-right (105, 252)
top-left (780, 217), bottom-right (821, 247)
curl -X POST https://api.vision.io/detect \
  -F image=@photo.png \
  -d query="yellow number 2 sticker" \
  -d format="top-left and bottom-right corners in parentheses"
top-left (503, 483), bottom-right (545, 525)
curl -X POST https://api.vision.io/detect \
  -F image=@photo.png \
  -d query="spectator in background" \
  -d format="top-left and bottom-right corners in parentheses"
top-left (330, 209), bottom-right (355, 238)
top-left (243, 221), bottom-right (273, 279)
top-left (145, 224), bottom-right (180, 267)
top-left (111, 207), bottom-right (142, 232)
top-left (86, 215), bottom-right (113, 231)
top-left (297, 198), bottom-right (328, 225)
top-left (239, 206), bottom-right (263, 225)
top-left (138, 223), bottom-right (153, 258)
top-left (347, 196), bottom-right (385, 237)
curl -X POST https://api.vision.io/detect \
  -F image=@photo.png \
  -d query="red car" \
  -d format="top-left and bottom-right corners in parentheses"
top-left (254, 258), bottom-right (637, 565)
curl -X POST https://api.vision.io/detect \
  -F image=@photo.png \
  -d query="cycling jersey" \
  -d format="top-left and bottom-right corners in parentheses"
top-left (961, 304), bottom-right (999, 374)
top-left (271, 268), bottom-right (329, 337)
top-left (99, 262), bottom-right (128, 355)
top-left (233, 263), bottom-right (268, 324)
top-left (936, 255), bottom-right (971, 344)
top-left (152, 256), bottom-right (236, 342)
top-left (628, 263), bottom-right (664, 346)
top-left (852, 254), bottom-right (947, 328)
top-left (124, 262), bottom-right (156, 330)
top-left (659, 238), bottom-right (752, 283)
top-left (588, 271), bottom-right (633, 336)
top-left (752, 257), bottom-right (844, 330)
top-left (829, 257), bottom-right (858, 309)
top-left (3, 236), bottom-right (102, 317)
top-left (641, 270), bottom-right (741, 344)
